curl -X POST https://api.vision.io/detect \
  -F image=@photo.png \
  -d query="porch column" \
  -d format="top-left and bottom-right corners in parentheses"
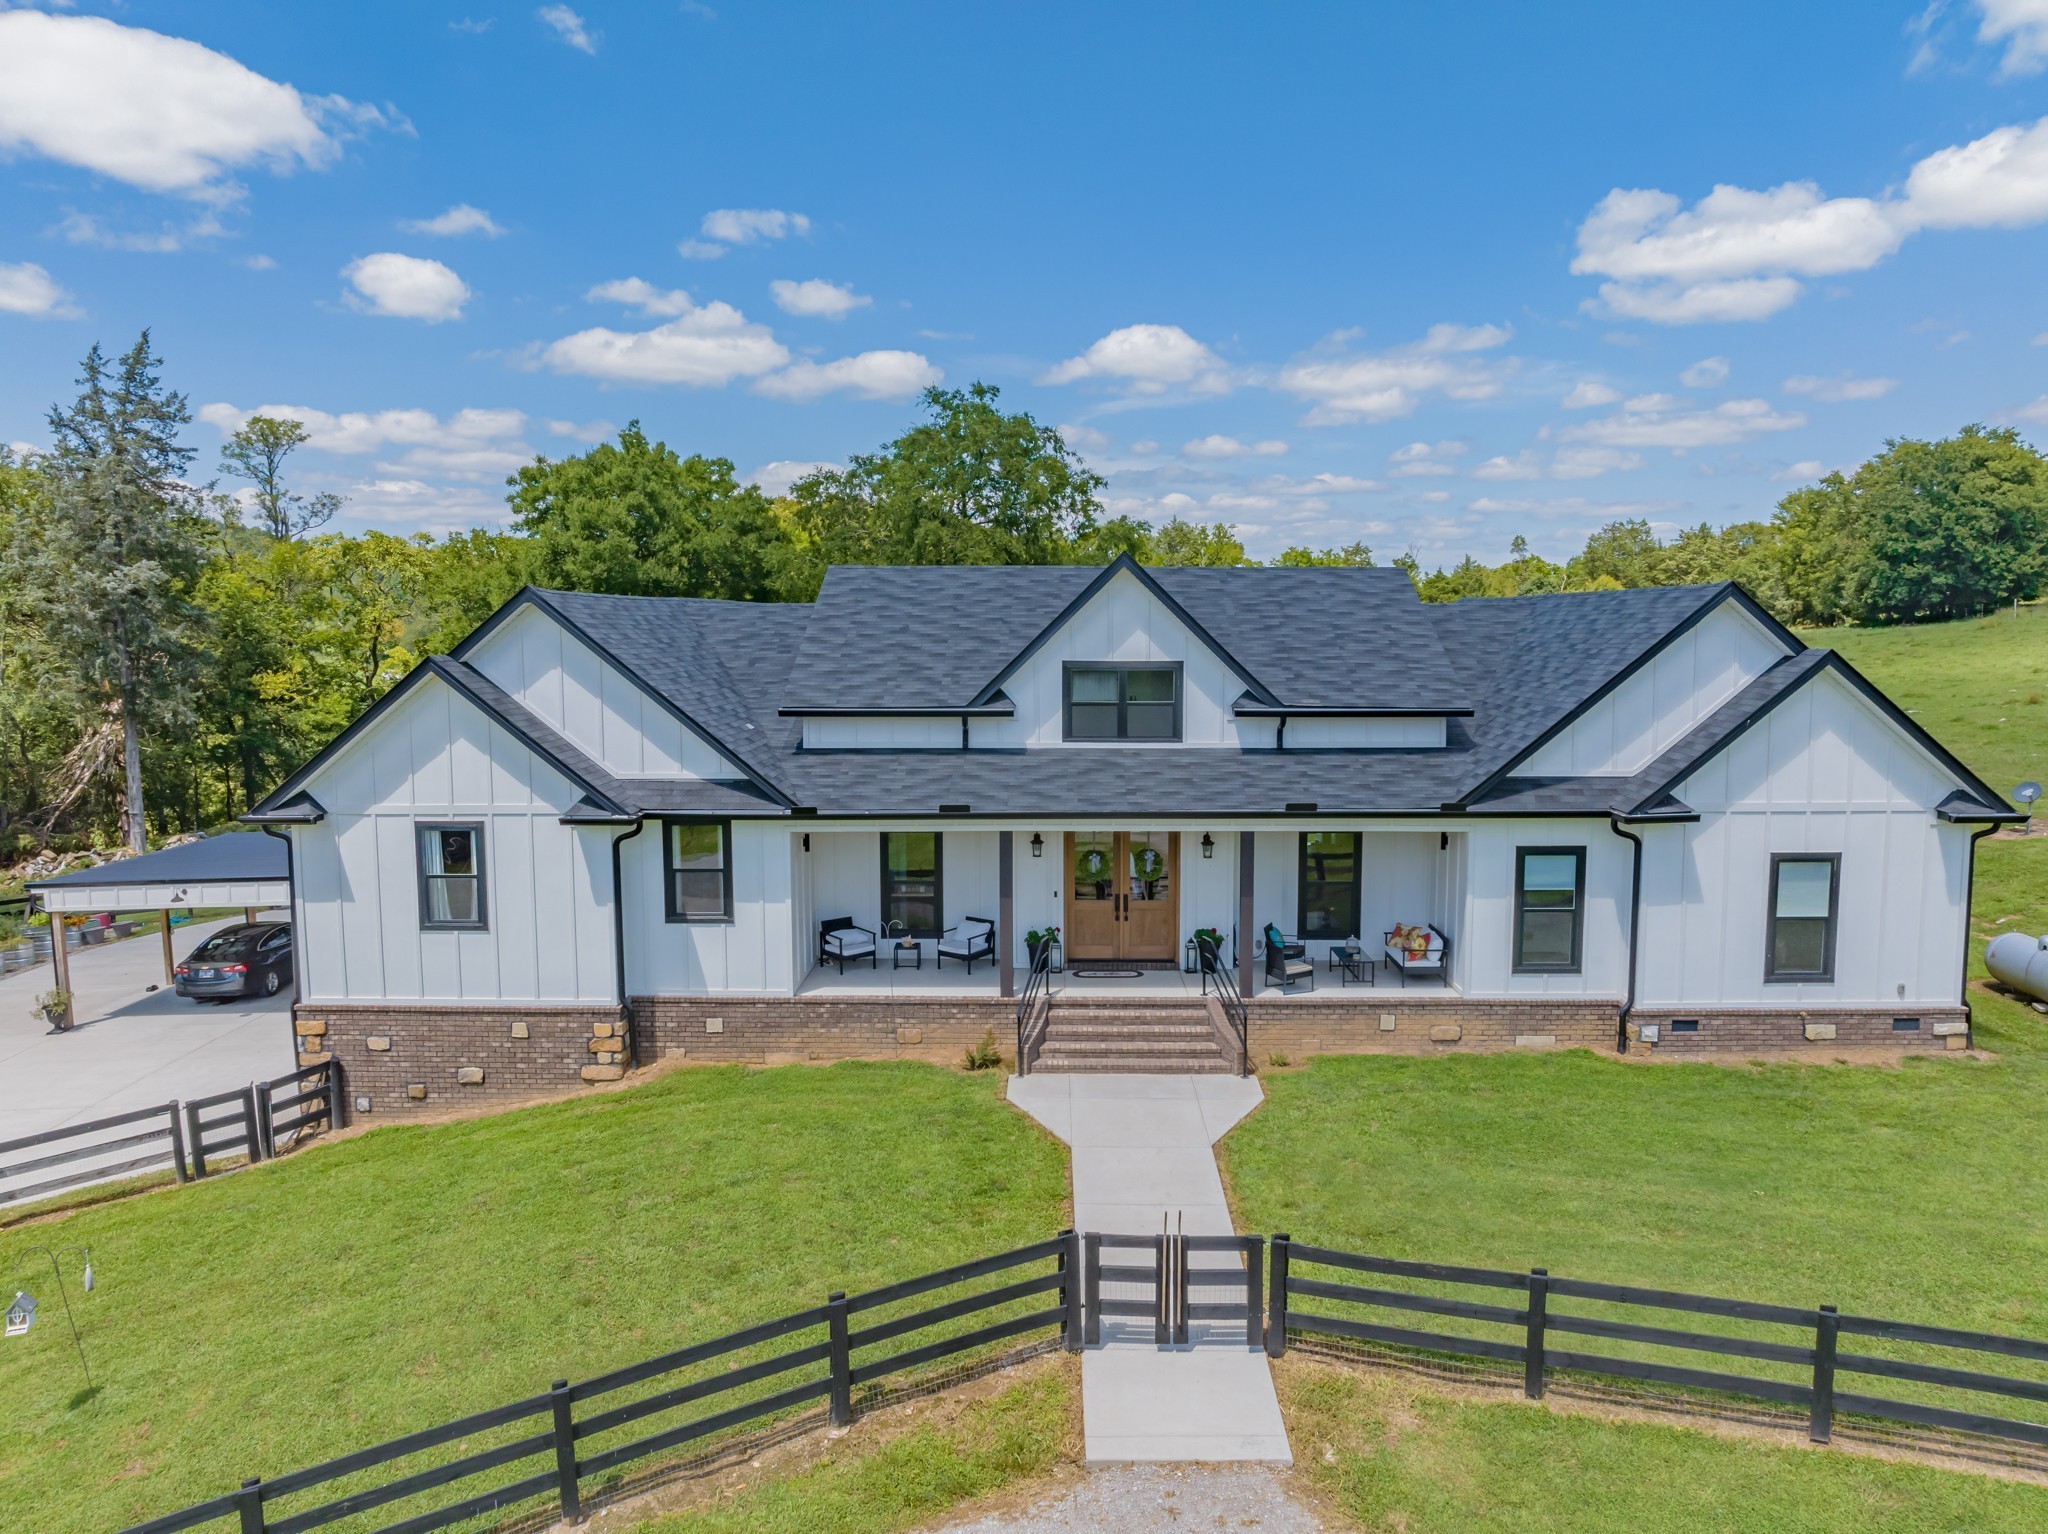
top-left (47, 903), bottom-right (75, 1030)
top-left (998, 831), bottom-right (1015, 999)
top-left (160, 909), bottom-right (176, 987)
top-left (1238, 831), bottom-right (1255, 998)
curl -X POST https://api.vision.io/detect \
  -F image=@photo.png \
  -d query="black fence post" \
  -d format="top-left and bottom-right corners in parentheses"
top-left (551, 1378), bottom-right (582, 1523)
top-left (234, 1476), bottom-right (264, 1534)
top-left (1244, 1236), bottom-right (1265, 1352)
top-left (1267, 1234), bottom-right (1290, 1358)
top-left (1083, 1234), bottom-right (1102, 1347)
top-left (257, 1080), bottom-right (277, 1161)
top-left (327, 1060), bottom-right (345, 1131)
top-left (826, 1291), bottom-right (853, 1427)
top-left (168, 1102), bottom-right (189, 1183)
top-left (241, 1084), bottom-right (264, 1163)
top-left (1523, 1268), bottom-right (1549, 1399)
top-left (185, 1100), bottom-right (208, 1179)
top-left (1060, 1230), bottom-right (1084, 1353)
top-left (1153, 1237), bottom-right (1170, 1347)
top-left (1809, 1305), bottom-right (1838, 1443)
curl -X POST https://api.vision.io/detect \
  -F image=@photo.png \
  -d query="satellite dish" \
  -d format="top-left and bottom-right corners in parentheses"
top-left (2017, 781), bottom-right (2043, 807)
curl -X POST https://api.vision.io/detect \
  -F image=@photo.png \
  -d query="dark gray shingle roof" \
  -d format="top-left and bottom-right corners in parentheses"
top-left (30, 831), bottom-right (287, 890)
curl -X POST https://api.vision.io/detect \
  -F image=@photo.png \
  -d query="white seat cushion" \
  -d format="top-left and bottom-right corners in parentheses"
top-left (825, 930), bottom-right (875, 955)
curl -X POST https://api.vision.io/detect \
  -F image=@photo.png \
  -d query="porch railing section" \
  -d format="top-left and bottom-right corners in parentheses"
top-left (1014, 941), bottom-right (1053, 1076)
top-left (1198, 936), bottom-right (1250, 1076)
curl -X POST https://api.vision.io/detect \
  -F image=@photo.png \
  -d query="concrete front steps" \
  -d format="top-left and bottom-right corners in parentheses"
top-left (1033, 999), bottom-right (1237, 1074)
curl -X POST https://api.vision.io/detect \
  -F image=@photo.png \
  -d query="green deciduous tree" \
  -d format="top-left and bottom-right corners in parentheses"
top-left (1272, 539), bottom-right (1374, 567)
top-left (510, 423), bottom-right (803, 601)
top-left (219, 414), bottom-right (344, 540)
top-left (790, 384), bottom-right (1104, 574)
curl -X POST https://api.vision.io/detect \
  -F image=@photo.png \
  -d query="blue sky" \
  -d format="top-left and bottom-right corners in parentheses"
top-left (4, 1), bottom-right (2048, 565)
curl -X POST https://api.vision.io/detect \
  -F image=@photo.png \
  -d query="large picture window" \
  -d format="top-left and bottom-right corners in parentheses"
top-left (881, 832), bottom-right (943, 938)
top-left (1765, 853), bottom-right (1839, 982)
top-left (1063, 664), bottom-right (1182, 741)
top-left (417, 823), bottom-right (486, 931)
top-left (1298, 831), bottom-right (1362, 940)
top-left (665, 820), bottom-right (733, 923)
top-left (1513, 846), bottom-right (1584, 973)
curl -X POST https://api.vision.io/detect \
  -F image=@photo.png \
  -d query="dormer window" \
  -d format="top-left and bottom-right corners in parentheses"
top-left (1064, 664), bottom-right (1181, 741)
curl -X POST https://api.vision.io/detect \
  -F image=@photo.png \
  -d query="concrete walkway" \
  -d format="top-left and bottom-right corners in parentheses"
top-left (1005, 1073), bottom-right (1292, 1466)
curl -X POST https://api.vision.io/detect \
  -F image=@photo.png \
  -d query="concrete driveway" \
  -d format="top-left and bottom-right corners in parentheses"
top-left (0, 917), bottom-right (297, 1144)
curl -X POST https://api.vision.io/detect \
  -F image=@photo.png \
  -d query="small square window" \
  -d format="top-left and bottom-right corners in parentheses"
top-left (1670, 1019), bottom-right (1700, 1034)
top-left (665, 820), bottom-right (733, 923)
top-left (417, 823), bottom-right (486, 931)
top-left (1892, 1017), bottom-right (1921, 1032)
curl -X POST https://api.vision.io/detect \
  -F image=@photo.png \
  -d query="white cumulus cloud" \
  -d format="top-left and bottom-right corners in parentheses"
top-left (1180, 435), bottom-right (1287, 459)
top-left (1275, 324), bottom-right (1514, 424)
top-left (1040, 324), bottom-right (1231, 395)
top-left (1772, 459), bottom-right (1829, 482)
top-left (1562, 395), bottom-right (1806, 448)
top-left (1573, 115), bottom-right (2048, 322)
top-left (586, 277), bottom-right (696, 317)
top-left (197, 401), bottom-right (532, 479)
top-left (1388, 440), bottom-right (1467, 477)
top-left (702, 208), bottom-right (810, 244)
top-left (401, 204), bottom-right (504, 237)
top-left (1979, 0), bottom-right (2048, 76)
top-left (1782, 373), bottom-right (1899, 402)
top-left (542, 301), bottom-right (789, 386)
top-left (342, 253), bottom-right (470, 321)
top-left (1562, 380), bottom-right (1621, 408)
top-left (0, 261), bottom-right (77, 317)
top-left (769, 278), bottom-right (870, 319)
top-left (1471, 446), bottom-right (1645, 481)
top-left (1680, 356), bottom-right (1730, 387)
top-left (754, 350), bottom-right (941, 401)
top-left (538, 6), bottom-right (598, 53)
top-left (0, 11), bottom-right (398, 203)
top-left (749, 460), bottom-right (838, 496)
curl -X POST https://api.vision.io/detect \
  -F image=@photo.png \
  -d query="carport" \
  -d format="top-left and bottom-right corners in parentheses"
top-left (26, 832), bottom-right (290, 1028)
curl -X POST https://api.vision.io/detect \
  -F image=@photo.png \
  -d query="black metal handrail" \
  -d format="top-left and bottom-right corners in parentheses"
top-left (1014, 942), bottom-right (1053, 1076)
top-left (1198, 937), bottom-right (1249, 1076)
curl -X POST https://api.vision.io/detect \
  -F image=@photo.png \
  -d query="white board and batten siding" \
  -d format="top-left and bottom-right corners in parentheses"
top-left (1636, 667), bottom-right (1973, 1009)
top-left (468, 601), bottom-right (733, 779)
top-left (621, 822), bottom-right (802, 995)
top-left (1521, 600), bottom-right (1788, 777)
top-left (1456, 821), bottom-right (1634, 999)
top-left (290, 674), bottom-right (618, 1005)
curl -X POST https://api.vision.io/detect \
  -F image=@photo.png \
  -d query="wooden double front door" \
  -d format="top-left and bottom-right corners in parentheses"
top-left (1063, 831), bottom-right (1179, 963)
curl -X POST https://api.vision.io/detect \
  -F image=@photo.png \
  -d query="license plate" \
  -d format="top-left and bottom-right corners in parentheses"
top-left (197, 968), bottom-right (216, 979)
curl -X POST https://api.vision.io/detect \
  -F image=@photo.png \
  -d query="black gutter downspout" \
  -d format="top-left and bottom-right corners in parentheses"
top-left (1609, 817), bottom-right (1644, 1056)
top-left (1276, 716), bottom-right (1287, 752)
top-left (257, 824), bottom-right (332, 1125)
top-left (610, 820), bottom-right (648, 1066)
top-left (1960, 823), bottom-right (1998, 1048)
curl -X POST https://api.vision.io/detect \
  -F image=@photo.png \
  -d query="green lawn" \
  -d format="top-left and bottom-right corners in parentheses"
top-left (1283, 1363), bottom-right (2048, 1534)
top-left (1799, 602), bottom-right (2046, 796)
top-left (0, 1063), bottom-right (1070, 1534)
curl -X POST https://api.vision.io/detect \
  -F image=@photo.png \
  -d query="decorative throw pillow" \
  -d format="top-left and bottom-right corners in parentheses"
top-left (1407, 928), bottom-right (1431, 958)
top-left (1388, 924), bottom-right (1411, 948)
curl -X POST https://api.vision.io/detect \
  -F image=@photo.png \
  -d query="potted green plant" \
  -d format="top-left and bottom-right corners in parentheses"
top-left (35, 988), bottom-right (72, 1032)
top-left (1025, 926), bottom-right (1061, 967)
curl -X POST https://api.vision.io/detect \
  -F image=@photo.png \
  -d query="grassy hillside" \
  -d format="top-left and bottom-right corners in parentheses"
top-left (0, 1063), bottom-right (1070, 1534)
top-left (1798, 602), bottom-right (2046, 797)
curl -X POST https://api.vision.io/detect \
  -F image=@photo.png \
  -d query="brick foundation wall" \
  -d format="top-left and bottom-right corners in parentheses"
top-left (294, 1002), bottom-right (630, 1116)
top-left (1628, 1007), bottom-right (1970, 1055)
top-left (1247, 996), bottom-right (1622, 1057)
top-left (634, 995), bottom-right (1014, 1066)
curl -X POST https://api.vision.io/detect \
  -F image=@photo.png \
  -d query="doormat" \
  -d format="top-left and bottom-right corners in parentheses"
top-left (1068, 967), bottom-right (1146, 979)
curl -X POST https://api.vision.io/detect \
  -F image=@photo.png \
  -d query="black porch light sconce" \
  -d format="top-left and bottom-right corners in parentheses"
top-left (1029, 833), bottom-right (1044, 858)
top-left (1200, 833), bottom-right (1215, 859)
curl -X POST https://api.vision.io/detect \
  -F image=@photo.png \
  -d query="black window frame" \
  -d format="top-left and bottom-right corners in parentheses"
top-left (1512, 845), bottom-right (1585, 974)
top-left (1764, 852), bottom-right (1840, 983)
top-left (1061, 662), bottom-right (1184, 742)
top-left (663, 818), bottom-right (735, 924)
top-left (879, 831), bottom-right (944, 939)
top-left (416, 821), bottom-right (488, 933)
top-left (1297, 830), bottom-right (1363, 942)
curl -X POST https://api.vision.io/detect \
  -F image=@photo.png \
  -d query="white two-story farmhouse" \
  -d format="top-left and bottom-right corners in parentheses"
top-left (248, 556), bottom-right (2021, 1111)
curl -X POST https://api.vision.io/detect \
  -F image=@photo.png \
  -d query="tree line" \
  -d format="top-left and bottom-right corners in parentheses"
top-left (3, 335), bottom-right (2042, 862)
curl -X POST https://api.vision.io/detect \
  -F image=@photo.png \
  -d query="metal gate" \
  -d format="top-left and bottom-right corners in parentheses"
top-left (1082, 1226), bottom-right (1265, 1348)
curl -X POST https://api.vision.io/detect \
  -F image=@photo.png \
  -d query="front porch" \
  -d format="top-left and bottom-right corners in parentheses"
top-left (794, 822), bottom-right (1466, 1002)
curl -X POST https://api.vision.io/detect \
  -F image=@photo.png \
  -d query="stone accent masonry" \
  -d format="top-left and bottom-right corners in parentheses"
top-left (289, 992), bottom-right (1973, 1111)
top-left (1628, 1007), bottom-right (1969, 1055)
top-left (296, 1003), bottom-right (630, 1116)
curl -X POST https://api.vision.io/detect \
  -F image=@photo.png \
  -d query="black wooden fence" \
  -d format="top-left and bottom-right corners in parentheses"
top-left (0, 1062), bottom-right (335, 1206)
top-left (117, 1232), bottom-right (1083, 1534)
top-left (1266, 1237), bottom-right (2048, 1449)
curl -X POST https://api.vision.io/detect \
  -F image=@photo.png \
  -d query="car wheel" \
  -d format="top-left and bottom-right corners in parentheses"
top-left (264, 969), bottom-right (282, 996)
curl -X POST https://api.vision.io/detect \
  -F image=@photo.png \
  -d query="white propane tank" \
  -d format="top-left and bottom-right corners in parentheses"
top-left (1985, 932), bottom-right (2048, 1002)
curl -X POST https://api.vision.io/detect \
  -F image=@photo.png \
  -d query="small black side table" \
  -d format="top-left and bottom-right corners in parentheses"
top-left (1332, 945), bottom-right (1373, 986)
top-left (893, 940), bottom-right (922, 970)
